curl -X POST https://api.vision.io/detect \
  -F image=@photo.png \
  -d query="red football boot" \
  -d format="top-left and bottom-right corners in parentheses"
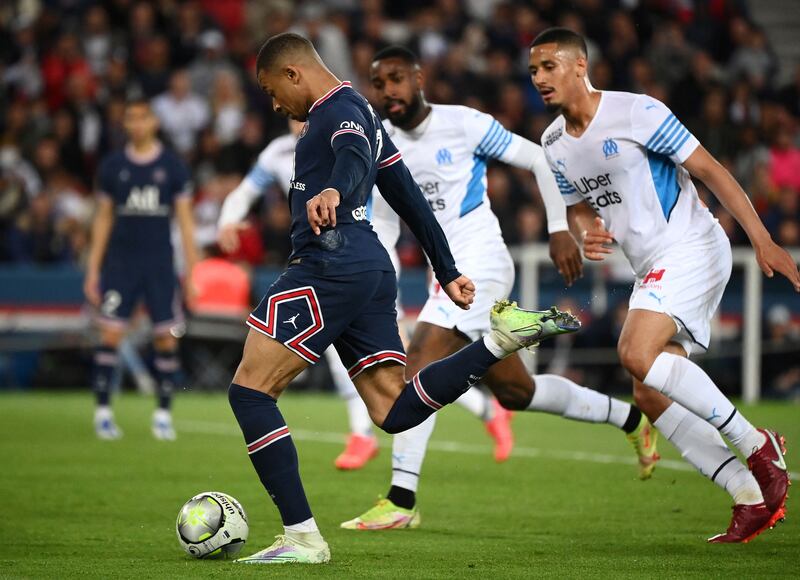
top-left (334, 434), bottom-right (379, 470)
top-left (747, 429), bottom-right (790, 519)
top-left (485, 399), bottom-right (514, 463)
top-left (707, 503), bottom-right (775, 543)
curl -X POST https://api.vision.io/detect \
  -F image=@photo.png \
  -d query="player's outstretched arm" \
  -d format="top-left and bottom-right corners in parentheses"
top-left (682, 145), bottom-right (800, 291)
top-left (375, 158), bottom-right (473, 309)
top-left (84, 196), bottom-right (115, 306)
top-left (217, 177), bottom-right (266, 253)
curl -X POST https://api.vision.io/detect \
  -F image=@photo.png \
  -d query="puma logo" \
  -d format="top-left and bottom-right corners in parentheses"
top-left (648, 291), bottom-right (664, 305)
top-left (283, 313), bottom-right (300, 330)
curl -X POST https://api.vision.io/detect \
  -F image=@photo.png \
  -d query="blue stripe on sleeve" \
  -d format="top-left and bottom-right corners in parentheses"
top-left (657, 126), bottom-right (690, 155)
top-left (246, 165), bottom-right (274, 191)
top-left (484, 129), bottom-right (513, 158)
top-left (553, 170), bottom-right (577, 196)
top-left (476, 121), bottom-right (502, 156)
top-left (670, 130), bottom-right (692, 154)
top-left (645, 115), bottom-right (679, 152)
top-left (657, 120), bottom-right (685, 152)
top-left (644, 114), bottom-right (676, 149)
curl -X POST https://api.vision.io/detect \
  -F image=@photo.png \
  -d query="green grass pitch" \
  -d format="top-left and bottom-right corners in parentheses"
top-left (0, 392), bottom-right (797, 578)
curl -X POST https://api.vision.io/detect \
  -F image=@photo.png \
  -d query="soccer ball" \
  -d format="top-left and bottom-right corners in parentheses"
top-left (176, 491), bottom-right (249, 559)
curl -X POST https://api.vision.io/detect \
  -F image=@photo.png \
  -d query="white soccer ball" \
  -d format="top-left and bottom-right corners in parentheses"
top-left (176, 491), bottom-right (249, 559)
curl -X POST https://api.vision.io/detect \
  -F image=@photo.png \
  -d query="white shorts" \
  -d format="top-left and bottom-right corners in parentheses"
top-left (629, 225), bottom-right (731, 356)
top-left (417, 247), bottom-right (515, 342)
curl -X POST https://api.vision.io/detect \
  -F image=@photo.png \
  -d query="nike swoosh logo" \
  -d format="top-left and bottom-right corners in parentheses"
top-left (766, 431), bottom-right (787, 471)
top-left (510, 324), bottom-right (541, 333)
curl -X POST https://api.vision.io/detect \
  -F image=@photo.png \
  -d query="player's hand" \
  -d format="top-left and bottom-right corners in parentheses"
top-left (444, 275), bottom-right (475, 310)
top-left (754, 238), bottom-right (800, 292)
top-left (84, 270), bottom-right (101, 307)
top-left (217, 222), bottom-right (247, 253)
top-left (582, 217), bottom-right (614, 261)
top-left (549, 230), bottom-right (583, 286)
top-left (307, 188), bottom-right (340, 235)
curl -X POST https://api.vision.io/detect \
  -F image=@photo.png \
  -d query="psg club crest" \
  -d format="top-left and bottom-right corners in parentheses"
top-left (602, 137), bottom-right (619, 160)
top-left (153, 168), bottom-right (167, 183)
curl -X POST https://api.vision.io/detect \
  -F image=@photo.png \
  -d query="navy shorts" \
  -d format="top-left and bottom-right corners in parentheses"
top-left (247, 266), bottom-right (406, 379)
top-left (100, 260), bottom-right (182, 332)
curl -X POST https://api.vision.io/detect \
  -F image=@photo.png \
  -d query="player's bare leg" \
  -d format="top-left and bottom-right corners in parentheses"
top-left (93, 323), bottom-right (125, 440)
top-left (229, 329), bottom-right (332, 564)
top-left (619, 309), bottom-right (788, 542)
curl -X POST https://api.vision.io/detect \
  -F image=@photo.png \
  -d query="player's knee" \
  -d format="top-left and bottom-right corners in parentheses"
top-left (617, 341), bottom-right (653, 382)
top-left (153, 332), bottom-right (178, 352)
top-left (493, 386), bottom-right (530, 411)
top-left (100, 327), bottom-right (124, 349)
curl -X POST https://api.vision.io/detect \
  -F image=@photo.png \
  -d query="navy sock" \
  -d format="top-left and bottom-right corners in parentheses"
top-left (228, 383), bottom-right (313, 526)
top-left (381, 339), bottom-right (499, 434)
top-left (92, 346), bottom-right (117, 407)
top-left (154, 349), bottom-right (181, 411)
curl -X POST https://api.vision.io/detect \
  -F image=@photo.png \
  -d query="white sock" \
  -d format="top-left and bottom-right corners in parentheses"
top-left (390, 414), bottom-right (437, 493)
top-left (483, 334), bottom-right (511, 359)
top-left (325, 349), bottom-right (373, 437)
top-left (644, 353), bottom-right (766, 456)
top-left (455, 387), bottom-right (494, 421)
top-left (528, 374), bottom-right (631, 428)
top-left (95, 405), bottom-right (113, 419)
top-left (654, 403), bottom-right (763, 505)
top-left (284, 517), bottom-right (319, 535)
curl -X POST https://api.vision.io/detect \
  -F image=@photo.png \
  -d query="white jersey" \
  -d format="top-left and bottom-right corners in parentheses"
top-left (244, 134), bottom-right (401, 254)
top-left (542, 91), bottom-right (718, 277)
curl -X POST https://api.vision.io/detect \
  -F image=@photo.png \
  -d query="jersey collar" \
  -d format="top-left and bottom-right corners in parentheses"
top-left (309, 81), bottom-right (351, 114)
top-left (125, 141), bottom-right (163, 165)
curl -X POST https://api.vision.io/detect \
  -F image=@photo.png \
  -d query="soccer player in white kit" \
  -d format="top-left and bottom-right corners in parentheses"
top-left (341, 46), bottom-right (659, 531)
top-left (529, 27), bottom-right (798, 543)
top-left (216, 120), bottom-right (510, 469)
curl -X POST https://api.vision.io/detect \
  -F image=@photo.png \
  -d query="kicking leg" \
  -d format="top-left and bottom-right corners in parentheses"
top-left (229, 329), bottom-right (330, 564)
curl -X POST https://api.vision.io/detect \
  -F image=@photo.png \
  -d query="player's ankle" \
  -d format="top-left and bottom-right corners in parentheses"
top-left (284, 516), bottom-right (320, 536)
top-left (387, 485), bottom-right (416, 510)
top-left (484, 333), bottom-right (514, 358)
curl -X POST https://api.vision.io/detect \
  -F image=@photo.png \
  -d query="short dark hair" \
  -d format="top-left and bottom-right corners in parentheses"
top-left (372, 45), bottom-right (419, 66)
top-left (531, 27), bottom-right (587, 57)
top-left (256, 32), bottom-right (315, 73)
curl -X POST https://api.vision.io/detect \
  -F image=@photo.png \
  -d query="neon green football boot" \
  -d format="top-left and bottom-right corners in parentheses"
top-left (489, 300), bottom-right (581, 351)
top-left (340, 498), bottom-right (421, 531)
top-left (626, 414), bottom-right (661, 480)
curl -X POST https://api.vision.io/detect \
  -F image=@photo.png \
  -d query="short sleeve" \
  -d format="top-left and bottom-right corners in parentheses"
top-left (631, 95), bottom-right (699, 163)
top-left (377, 123), bottom-right (403, 170)
top-left (543, 146), bottom-right (583, 206)
top-left (463, 108), bottom-right (514, 159)
top-left (96, 157), bottom-right (114, 199)
top-left (245, 147), bottom-right (277, 191)
top-left (171, 156), bottom-right (193, 199)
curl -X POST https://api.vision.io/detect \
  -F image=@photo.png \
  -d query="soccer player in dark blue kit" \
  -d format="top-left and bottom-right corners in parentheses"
top-left (84, 99), bottom-right (197, 441)
top-left (228, 33), bottom-right (579, 564)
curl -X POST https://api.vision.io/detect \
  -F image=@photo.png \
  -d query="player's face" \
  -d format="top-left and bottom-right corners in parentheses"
top-left (123, 104), bottom-right (158, 143)
top-left (258, 69), bottom-right (308, 122)
top-left (369, 58), bottom-right (422, 126)
top-left (529, 43), bottom-right (585, 111)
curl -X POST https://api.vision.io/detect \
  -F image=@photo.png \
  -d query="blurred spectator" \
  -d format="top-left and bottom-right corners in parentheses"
top-left (191, 244), bottom-right (251, 318)
top-left (778, 64), bottom-right (800, 119)
top-left (152, 69), bottom-right (210, 156)
top-left (763, 305), bottom-right (800, 401)
top-left (727, 23), bottom-right (776, 91)
top-left (768, 127), bottom-right (800, 193)
top-left (188, 30), bottom-right (235, 97)
top-left (210, 69), bottom-right (245, 146)
top-left (291, 3), bottom-right (355, 81)
top-left (688, 89), bottom-right (738, 164)
top-left (6, 194), bottom-right (72, 264)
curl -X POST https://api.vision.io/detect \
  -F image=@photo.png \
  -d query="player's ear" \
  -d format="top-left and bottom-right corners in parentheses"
top-left (575, 54), bottom-right (588, 78)
top-left (285, 65), bottom-right (301, 86)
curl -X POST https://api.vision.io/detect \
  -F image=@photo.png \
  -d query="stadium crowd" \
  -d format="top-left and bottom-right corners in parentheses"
top-left (0, 1), bottom-right (797, 396)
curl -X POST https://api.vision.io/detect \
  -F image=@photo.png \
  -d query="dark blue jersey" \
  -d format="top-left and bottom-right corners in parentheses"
top-left (288, 82), bottom-right (460, 286)
top-left (97, 144), bottom-right (191, 262)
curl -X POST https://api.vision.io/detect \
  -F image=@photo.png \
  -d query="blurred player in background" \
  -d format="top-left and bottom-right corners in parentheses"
top-left (84, 99), bottom-right (197, 441)
top-left (218, 120), bottom-right (515, 470)
top-left (530, 27), bottom-right (798, 543)
top-left (341, 46), bottom-right (658, 531)
top-left (225, 33), bottom-right (578, 564)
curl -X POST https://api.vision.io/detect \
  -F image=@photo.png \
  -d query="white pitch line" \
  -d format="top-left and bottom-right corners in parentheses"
top-left (180, 420), bottom-right (800, 479)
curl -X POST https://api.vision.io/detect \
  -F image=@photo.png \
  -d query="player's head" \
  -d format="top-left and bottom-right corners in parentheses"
top-left (256, 32), bottom-right (326, 121)
top-left (369, 46), bottom-right (425, 128)
top-left (123, 99), bottom-right (159, 144)
top-left (529, 27), bottom-right (589, 111)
